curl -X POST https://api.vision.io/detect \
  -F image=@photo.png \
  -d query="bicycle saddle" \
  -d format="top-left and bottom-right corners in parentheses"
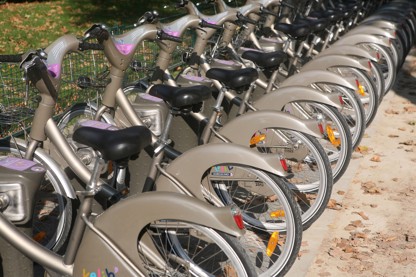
top-left (73, 125), bottom-right (151, 161)
top-left (241, 50), bottom-right (288, 70)
top-left (148, 84), bottom-right (212, 110)
top-left (293, 17), bottom-right (329, 32)
top-left (274, 22), bottom-right (311, 39)
top-left (205, 67), bottom-right (258, 91)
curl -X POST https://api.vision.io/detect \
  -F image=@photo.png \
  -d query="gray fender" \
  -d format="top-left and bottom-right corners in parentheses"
top-left (344, 25), bottom-right (396, 39)
top-left (254, 86), bottom-right (343, 110)
top-left (300, 55), bottom-right (370, 72)
top-left (333, 34), bottom-right (390, 48)
top-left (73, 192), bottom-right (243, 277)
top-left (216, 110), bottom-right (322, 139)
top-left (4, 138), bottom-right (76, 199)
top-left (155, 143), bottom-right (286, 200)
top-left (360, 19), bottom-right (398, 30)
top-left (279, 70), bottom-right (356, 90)
top-left (318, 45), bottom-right (378, 61)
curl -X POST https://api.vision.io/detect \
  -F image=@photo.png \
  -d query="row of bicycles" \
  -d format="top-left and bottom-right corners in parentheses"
top-left (0, 0), bottom-right (414, 276)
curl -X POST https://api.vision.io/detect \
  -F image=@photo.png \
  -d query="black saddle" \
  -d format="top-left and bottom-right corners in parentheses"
top-left (205, 67), bottom-right (258, 91)
top-left (294, 17), bottom-right (329, 32)
top-left (241, 50), bottom-right (288, 70)
top-left (73, 125), bottom-right (151, 162)
top-left (274, 22), bottom-right (311, 39)
top-left (148, 84), bottom-right (211, 110)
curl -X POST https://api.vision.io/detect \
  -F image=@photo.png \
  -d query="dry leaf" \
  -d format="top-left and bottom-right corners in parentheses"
top-left (404, 106), bottom-right (416, 113)
top-left (351, 220), bottom-right (364, 227)
top-left (355, 145), bottom-right (372, 154)
top-left (361, 181), bottom-right (381, 194)
top-left (337, 190), bottom-right (345, 195)
top-left (388, 134), bottom-right (399, 138)
top-left (327, 199), bottom-right (342, 210)
top-left (370, 155), bottom-right (381, 162)
top-left (408, 121), bottom-right (416, 126)
top-left (385, 109), bottom-right (400, 114)
top-left (353, 211), bottom-right (369, 220)
top-left (399, 140), bottom-right (414, 145)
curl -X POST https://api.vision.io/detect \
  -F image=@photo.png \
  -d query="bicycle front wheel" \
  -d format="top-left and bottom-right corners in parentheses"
top-left (139, 221), bottom-right (257, 276)
top-left (203, 166), bottom-right (303, 276)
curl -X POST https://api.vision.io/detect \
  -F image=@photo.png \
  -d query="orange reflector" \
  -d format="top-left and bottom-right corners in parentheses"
top-left (33, 231), bottom-right (46, 242)
top-left (267, 232), bottom-right (279, 257)
top-left (250, 134), bottom-right (266, 146)
top-left (355, 79), bottom-right (365, 96)
top-left (270, 210), bottom-right (285, 218)
top-left (326, 125), bottom-right (341, 147)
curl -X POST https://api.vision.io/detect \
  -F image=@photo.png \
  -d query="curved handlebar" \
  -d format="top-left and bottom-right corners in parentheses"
top-left (157, 30), bottom-right (183, 43)
top-left (237, 12), bottom-right (258, 25)
top-left (200, 19), bottom-right (223, 30)
top-left (78, 42), bottom-right (104, 51)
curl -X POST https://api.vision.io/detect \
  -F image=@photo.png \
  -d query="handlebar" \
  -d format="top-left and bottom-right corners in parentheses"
top-left (137, 10), bottom-right (159, 25)
top-left (157, 30), bottom-right (183, 43)
top-left (200, 19), bottom-right (223, 30)
top-left (78, 42), bottom-right (104, 51)
top-left (260, 6), bottom-right (279, 16)
top-left (236, 12), bottom-right (258, 25)
top-left (83, 24), bottom-right (110, 42)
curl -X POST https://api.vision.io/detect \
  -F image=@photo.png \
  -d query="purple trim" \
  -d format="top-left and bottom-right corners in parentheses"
top-left (115, 43), bottom-right (134, 55)
top-left (138, 93), bottom-right (163, 102)
top-left (214, 59), bottom-right (235, 65)
top-left (183, 75), bottom-right (208, 82)
top-left (163, 30), bottom-right (180, 37)
top-left (47, 64), bottom-right (61, 79)
top-left (80, 120), bottom-right (119, 130)
top-left (0, 157), bottom-right (39, 171)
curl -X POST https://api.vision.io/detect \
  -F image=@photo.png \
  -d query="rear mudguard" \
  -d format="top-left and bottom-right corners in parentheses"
top-left (254, 86), bottom-right (343, 110)
top-left (73, 192), bottom-right (243, 277)
top-left (318, 45), bottom-right (378, 61)
top-left (333, 34), bottom-right (391, 48)
top-left (155, 143), bottom-right (287, 200)
top-left (344, 25), bottom-right (396, 39)
top-left (300, 55), bottom-right (370, 73)
top-left (279, 70), bottom-right (356, 90)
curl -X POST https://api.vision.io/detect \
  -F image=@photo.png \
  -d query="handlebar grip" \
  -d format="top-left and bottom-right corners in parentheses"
top-left (0, 54), bottom-right (23, 63)
top-left (236, 13), bottom-right (257, 25)
top-left (260, 7), bottom-right (279, 17)
top-left (200, 20), bottom-right (223, 30)
top-left (79, 42), bottom-right (104, 51)
top-left (158, 31), bottom-right (183, 43)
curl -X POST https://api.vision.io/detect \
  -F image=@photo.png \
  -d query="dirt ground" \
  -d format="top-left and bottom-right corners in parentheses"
top-left (294, 51), bottom-right (416, 276)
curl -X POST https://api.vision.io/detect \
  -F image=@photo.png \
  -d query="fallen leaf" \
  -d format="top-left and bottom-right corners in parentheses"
top-left (398, 127), bottom-right (407, 131)
top-left (337, 190), bottom-right (345, 195)
top-left (385, 109), bottom-right (400, 114)
top-left (327, 199), bottom-right (342, 210)
top-left (353, 211), bottom-right (369, 220)
top-left (351, 220), bottom-right (364, 228)
top-left (404, 106), bottom-right (416, 113)
top-left (355, 145), bottom-right (372, 154)
top-left (408, 121), bottom-right (416, 126)
top-left (388, 134), bottom-right (399, 138)
top-left (370, 155), bottom-right (381, 162)
top-left (370, 204), bottom-right (378, 208)
top-left (399, 140), bottom-right (414, 145)
top-left (392, 178), bottom-right (399, 182)
top-left (361, 181), bottom-right (381, 194)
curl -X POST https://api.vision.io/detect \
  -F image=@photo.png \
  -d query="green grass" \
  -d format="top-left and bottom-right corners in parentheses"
top-left (0, 0), bottom-right (182, 54)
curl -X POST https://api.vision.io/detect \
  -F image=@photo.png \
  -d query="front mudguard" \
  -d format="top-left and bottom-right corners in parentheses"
top-left (215, 110), bottom-right (322, 140)
top-left (318, 45), bottom-right (379, 61)
top-left (155, 143), bottom-right (287, 201)
top-left (254, 86), bottom-right (343, 111)
top-left (73, 192), bottom-right (243, 277)
top-left (279, 70), bottom-right (356, 90)
top-left (333, 33), bottom-right (391, 48)
top-left (343, 25), bottom-right (396, 39)
top-left (300, 55), bottom-right (370, 73)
